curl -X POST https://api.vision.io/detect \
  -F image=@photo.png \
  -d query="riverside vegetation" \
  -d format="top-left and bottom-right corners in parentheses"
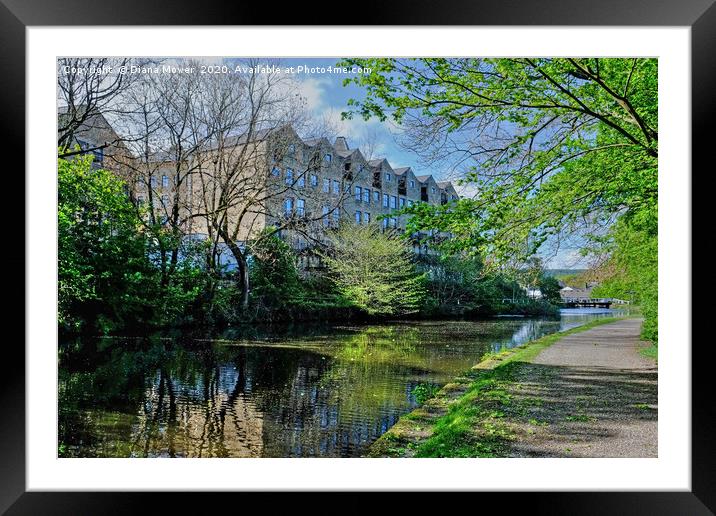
top-left (59, 153), bottom-right (559, 335)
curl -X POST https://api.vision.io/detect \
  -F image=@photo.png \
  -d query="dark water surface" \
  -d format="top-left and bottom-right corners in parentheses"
top-left (59, 309), bottom-right (624, 457)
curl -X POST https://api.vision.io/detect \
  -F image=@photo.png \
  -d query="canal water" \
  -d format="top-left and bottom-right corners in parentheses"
top-left (59, 308), bottom-right (625, 458)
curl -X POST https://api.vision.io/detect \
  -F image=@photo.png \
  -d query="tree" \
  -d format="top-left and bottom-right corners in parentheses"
top-left (191, 62), bottom-right (344, 309)
top-left (417, 254), bottom-right (484, 314)
top-left (119, 64), bottom-right (219, 310)
top-left (538, 275), bottom-right (562, 304)
top-left (339, 58), bottom-right (657, 268)
top-left (248, 230), bottom-right (303, 309)
top-left (320, 223), bottom-right (426, 316)
top-left (58, 153), bottom-right (154, 332)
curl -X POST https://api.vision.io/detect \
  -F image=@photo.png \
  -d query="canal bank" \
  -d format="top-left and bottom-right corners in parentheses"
top-left (367, 316), bottom-right (657, 458)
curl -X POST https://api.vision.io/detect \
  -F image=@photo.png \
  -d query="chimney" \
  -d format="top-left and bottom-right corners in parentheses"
top-left (334, 137), bottom-right (349, 152)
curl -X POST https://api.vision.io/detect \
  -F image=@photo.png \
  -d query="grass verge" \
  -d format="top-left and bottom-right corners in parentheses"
top-left (639, 343), bottom-right (658, 362)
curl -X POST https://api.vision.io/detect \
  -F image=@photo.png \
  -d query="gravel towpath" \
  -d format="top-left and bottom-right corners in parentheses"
top-left (505, 318), bottom-right (657, 457)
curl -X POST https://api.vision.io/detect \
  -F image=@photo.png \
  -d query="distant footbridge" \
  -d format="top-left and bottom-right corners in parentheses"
top-left (560, 297), bottom-right (630, 308)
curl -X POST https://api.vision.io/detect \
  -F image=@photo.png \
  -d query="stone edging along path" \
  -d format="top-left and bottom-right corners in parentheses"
top-left (366, 317), bottom-right (657, 458)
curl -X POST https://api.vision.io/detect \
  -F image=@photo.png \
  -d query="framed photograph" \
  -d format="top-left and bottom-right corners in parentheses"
top-left (4, 0), bottom-right (712, 512)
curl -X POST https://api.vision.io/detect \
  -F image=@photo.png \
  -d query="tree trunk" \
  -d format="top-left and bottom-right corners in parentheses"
top-left (224, 238), bottom-right (250, 310)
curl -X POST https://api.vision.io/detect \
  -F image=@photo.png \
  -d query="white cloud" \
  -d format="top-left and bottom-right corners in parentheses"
top-left (294, 76), bottom-right (331, 112)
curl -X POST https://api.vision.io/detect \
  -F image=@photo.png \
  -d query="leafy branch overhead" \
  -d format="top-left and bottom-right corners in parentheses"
top-left (339, 58), bottom-right (658, 268)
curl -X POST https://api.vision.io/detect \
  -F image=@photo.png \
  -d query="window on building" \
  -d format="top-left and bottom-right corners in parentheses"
top-left (409, 180), bottom-right (415, 188)
top-left (363, 188), bottom-right (370, 203)
top-left (311, 174), bottom-right (319, 187)
top-left (386, 173), bottom-right (392, 182)
top-left (355, 185), bottom-right (362, 201)
top-left (296, 198), bottom-right (305, 216)
top-left (288, 144), bottom-right (296, 155)
top-left (363, 212), bottom-right (371, 224)
top-left (332, 179), bottom-right (340, 194)
top-left (332, 209), bottom-right (340, 222)
top-left (408, 200), bottom-right (414, 207)
top-left (451, 195), bottom-right (457, 201)
top-left (322, 206), bottom-right (330, 226)
top-left (373, 190), bottom-right (380, 203)
top-left (399, 197), bottom-right (405, 208)
top-left (390, 217), bottom-right (397, 227)
top-left (137, 195), bottom-right (145, 205)
top-left (382, 218), bottom-right (388, 229)
top-left (431, 187), bottom-right (436, 194)
top-left (161, 194), bottom-right (169, 205)
top-left (324, 153), bottom-right (332, 163)
top-left (355, 210), bottom-right (362, 224)
top-left (284, 198), bottom-right (293, 215)
top-left (383, 193), bottom-right (389, 208)
top-left (322, 178), bottom-right (330, 192)
top-left (92, 147), bottom-right (104, 162)
top-left (150, 176), bottom-right (157, 188)
top-left (390, 195), bottom-right (397, 209)
top-left (162, 175), bottom-right (169, 188)
top-left (271, 166), bottom-right (281, 177)
top-left (297, 174), bottom-right (305, 188)
top-left (285, 168), bottom-right (294, 185)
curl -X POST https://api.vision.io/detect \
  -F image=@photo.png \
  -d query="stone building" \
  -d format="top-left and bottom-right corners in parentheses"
top-left (59, 113), bottom-right (459, 268)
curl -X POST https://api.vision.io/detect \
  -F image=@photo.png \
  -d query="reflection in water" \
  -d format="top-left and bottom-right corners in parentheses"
top-left (59, 310), bottom-right (625, 458)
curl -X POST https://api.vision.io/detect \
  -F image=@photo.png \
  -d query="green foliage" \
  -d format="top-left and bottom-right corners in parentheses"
top-left (418, 254), bottom-right (484, 315)
top-left (58, 153), bottom-right (208, 332)
top-left (538, 275), bottom-right (562, 304)
top-left (592, 219), bottom-right (657, 343)
top-left (320, 224), bottom-right (426, 316)
top-left (248, 230), bottom-right (304, 309)
top-left (418, 254), bottom-right (558, 316)
top-left (412, 383), bottom-right (440, 405)
top-left (59, 153), bottom-right (157, 332)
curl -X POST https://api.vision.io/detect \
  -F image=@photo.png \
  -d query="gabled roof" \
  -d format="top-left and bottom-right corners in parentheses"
top-left (303, 137), bottom-right (325, 147)
top-left (368, 158), bottom-right (394, 171)
top-left (416, 174), bottom-right (435, 183)
top-left (222, 127), bottom-right (274, 147)
top-left (393, 167), bottom-right (411, 175)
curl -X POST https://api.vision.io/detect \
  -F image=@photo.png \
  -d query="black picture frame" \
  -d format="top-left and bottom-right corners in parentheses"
top-left (2, 0), bottom-right (712, 513)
